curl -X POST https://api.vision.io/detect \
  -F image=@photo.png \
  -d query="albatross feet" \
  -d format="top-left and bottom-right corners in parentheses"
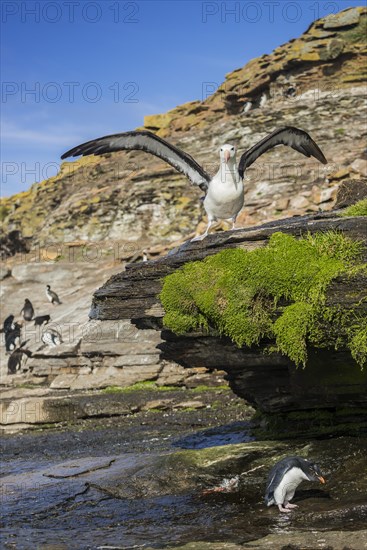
top-left (191, 233), bottom-right (208, 242)
top-left (191, 220), bottom-right (215, 242)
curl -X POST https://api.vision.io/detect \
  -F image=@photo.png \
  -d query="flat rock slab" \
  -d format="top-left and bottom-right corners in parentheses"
top-left (241, 530), bottom-right (367, 549)
top-left (155, 531), bottom-right (367, 550)
top-left (0, 386), bottom-right (236, 432)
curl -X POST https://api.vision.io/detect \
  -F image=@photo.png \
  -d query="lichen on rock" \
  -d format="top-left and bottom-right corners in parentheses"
top-left (160, 231), bottom-right (367, 368)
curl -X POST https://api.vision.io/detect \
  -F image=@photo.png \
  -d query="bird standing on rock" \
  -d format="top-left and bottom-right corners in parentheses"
top-left (1, 314), bottom-right (15, 334)
top-left (46, 285), bottom-right (62, 305)
top-left (4, 322), bottom-right (22, 352)
top-left (41, 327), bottom-right (63, 347)
top-left (265, 456), bottom-right (326, 513)
top-left (7, 345), bottom-right (32, 375)
top-left (20, 299), bottom-right (34, 321)
top-left (62, 126), bottom-right (327, 240)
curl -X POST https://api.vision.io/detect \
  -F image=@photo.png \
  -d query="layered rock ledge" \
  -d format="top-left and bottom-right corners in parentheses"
top-left (91, 210), bottom-right (367, 433)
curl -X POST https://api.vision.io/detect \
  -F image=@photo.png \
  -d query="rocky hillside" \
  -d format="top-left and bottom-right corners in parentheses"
top-left (1, 6), bottom-right (366, 248)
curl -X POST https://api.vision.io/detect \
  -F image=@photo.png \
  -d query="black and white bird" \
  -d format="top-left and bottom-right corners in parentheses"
top-left (61, 127), bottom-right (327, 240)
top-left (7, 345), bottom-right (32, 375)
top-left (1, 314), bottom-right (15, 334)
top-left (20, 299), bottom-right (34, 321)
top-left (46, 285), bottom-right (62, 305)
top-left (41, 327), bottom-right (63, 347)
top-left (259, 92), bottom-right (268, 108)
top-left (265, 456), bottom-right (326, 513)
top-left (4, 322), bottom-right (22, 352)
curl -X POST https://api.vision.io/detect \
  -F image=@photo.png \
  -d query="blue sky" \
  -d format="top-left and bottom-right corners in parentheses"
top-left (1, 0), bottom-right (364, 197)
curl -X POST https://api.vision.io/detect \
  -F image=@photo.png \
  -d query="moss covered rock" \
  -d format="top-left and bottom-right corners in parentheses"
top-left (160, 231), bottom-right (367, 368)
top-left (342, 198), bottom-right (367, 217)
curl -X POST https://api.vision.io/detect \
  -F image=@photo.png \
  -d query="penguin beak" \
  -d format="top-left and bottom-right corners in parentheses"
top-left (224, 150), bottom-right (230, 163)
top-left (318, 476), bottom-right (326, 484)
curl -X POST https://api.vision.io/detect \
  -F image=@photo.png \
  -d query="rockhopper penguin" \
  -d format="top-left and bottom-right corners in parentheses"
top-left (1, 314), bottom-right (15, 334)
top-left (20, 299), bottom-right (34, 321)
top-left (265, 456), bottom-right (325, 513)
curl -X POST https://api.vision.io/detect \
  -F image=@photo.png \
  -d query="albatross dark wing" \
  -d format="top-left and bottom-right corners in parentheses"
top-left (238, 126), bottom-right (327, 178)
top-left (61, 130), bottom-right (210, 190)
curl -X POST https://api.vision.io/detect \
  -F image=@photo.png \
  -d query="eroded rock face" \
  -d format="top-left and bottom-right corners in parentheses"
top-left (0, 259), bottom-right (152, 389)
top-left (0, 230), bottom-right (29, 260)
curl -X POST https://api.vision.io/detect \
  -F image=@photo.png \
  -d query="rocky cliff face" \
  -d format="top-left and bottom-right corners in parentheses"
top-left (145, 6), bottom-right (367, 134)
top-left (0, 256), bottom-right (225, 400)
top-left (1, 7), bottom-right (366, 248)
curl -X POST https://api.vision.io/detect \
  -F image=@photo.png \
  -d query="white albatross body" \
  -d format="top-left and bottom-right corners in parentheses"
top-left (200, 144), bottom-right (244, 239)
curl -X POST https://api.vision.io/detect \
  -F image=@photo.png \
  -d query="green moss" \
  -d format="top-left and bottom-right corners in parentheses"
top-left (273, 303), bottom-right (313, 366)
top-left (160, 231), bottom-right (366, 368)
top-left (190, 385), bottom-right (230, 393)
top-left (101, 382), bottom-right (182, 393)
top-left (15, 383), bottom-right (45, 389)
top-left (349, 322), bottom-right (367, 367)
top-left (343, 14), bottom-right (367, 44)
top-left (342, 198), bottom-right (367, 217)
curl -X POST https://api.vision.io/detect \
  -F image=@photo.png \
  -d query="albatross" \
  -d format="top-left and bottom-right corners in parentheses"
top-left (61, 126), bottom-right (327, 240)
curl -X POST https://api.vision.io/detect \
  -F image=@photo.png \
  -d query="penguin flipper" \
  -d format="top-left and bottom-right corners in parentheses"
top-left (264, 491), bottom-right (274, 506)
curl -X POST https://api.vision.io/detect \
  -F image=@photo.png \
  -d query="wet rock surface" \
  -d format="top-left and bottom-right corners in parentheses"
top-left (1, 388), bottom-right (366, 550)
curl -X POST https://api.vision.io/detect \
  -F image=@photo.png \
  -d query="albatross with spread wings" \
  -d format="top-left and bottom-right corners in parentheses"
top-left (61, 126), bottom-right (327, 240)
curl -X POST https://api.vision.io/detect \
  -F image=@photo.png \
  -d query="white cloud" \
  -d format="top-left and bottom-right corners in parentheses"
top-left (1, 121), bottom-right (80, 146)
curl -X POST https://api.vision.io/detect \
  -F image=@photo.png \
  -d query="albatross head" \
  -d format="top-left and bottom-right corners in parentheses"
top-left (220, 144), bottom-right (236, 165)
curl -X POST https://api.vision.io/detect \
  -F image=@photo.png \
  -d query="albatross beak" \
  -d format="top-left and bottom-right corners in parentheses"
top-left (318, 476), bottom-right (326, 484)
top-left (224, 151), bottom-right (230, 163)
